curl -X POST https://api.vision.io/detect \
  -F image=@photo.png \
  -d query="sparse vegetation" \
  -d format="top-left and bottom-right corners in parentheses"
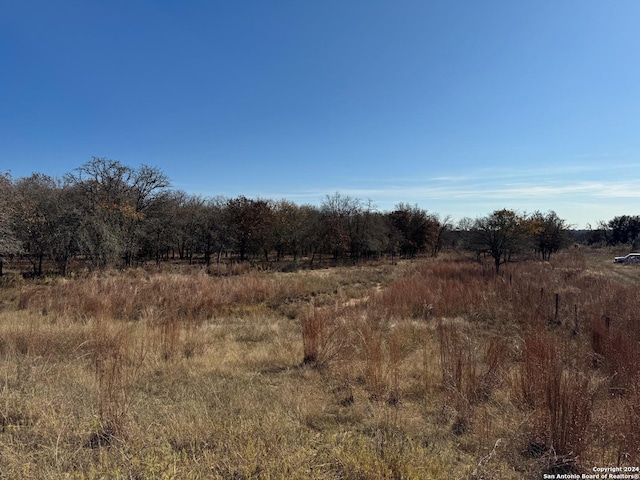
top-left (0, 248), bottom-right (638, 478)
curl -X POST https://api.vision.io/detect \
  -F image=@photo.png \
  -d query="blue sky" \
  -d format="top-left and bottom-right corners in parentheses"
top-left (2, 1), bottom-right (639, 228)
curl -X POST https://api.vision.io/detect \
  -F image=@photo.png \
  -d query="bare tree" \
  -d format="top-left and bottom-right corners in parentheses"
top-left (200, 197), bottom-right (228, 266)
top-left (430, 214), bottom-right (453, 257)
top-left (66, 157), bottom-right (169, 268)
top-left (349, 201), bottom-right (388, 262)
top-left (271, 200), bottom-right (319, 264)
top-left (12, 174), bottom-right (58, 276)
top-left (0, 172), bottom-right (19, 275)
top-left (469, 209), bottom-right (527, 273)
top-left (225, 196), bottom-right (273, 262)
top-left (320, 192), bottom-right (361, 262)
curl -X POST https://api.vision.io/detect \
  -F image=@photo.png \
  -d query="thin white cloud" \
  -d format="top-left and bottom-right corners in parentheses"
top-left (191, 160), bottom-right (640, 228)
top-left (276, 179), bottom-right (640, 202)
top-left (454, 181), bottom-right (633, 199)
top-left (344, 161), bottom-right (637, 188)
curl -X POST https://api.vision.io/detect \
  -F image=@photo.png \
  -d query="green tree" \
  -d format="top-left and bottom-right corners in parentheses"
top-left (388, 203), bottom-right (439, 257)
top-left (604, 215), bottom-right (640, 247)
top-left (528, 210), bottom-right (572, 261)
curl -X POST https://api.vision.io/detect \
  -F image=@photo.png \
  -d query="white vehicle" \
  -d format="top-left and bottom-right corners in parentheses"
top-left (614, 252), bottom-right (640, 264)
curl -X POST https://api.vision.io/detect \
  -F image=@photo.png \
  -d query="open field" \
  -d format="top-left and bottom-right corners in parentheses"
top-left (0, 249), bottom-right (639, 479)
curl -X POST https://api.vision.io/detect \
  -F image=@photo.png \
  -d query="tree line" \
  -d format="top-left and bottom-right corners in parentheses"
top-left (1, 157), bottom-right (623, 277)
top-left (0, 158), bottom-right (450, 275)
top-left (585, 215), bottom-right (640, 250)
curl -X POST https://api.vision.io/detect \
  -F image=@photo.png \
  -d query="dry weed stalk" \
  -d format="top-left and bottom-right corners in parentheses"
top-left (300, 303), bottom-right (350, 368)
top-left (437, 320), bottom-right (506, 405)
top-left (90, 318), bottom-right (146, 443)
top-left (160, 317), bottom-right (181, 361)
top-left (621, 392), bottom-right (640, 463)
top-left (388, 329), bottom-right (402, 405)
top-left (519, 331), bottom-right (557, 409)
top-left (360, 321), bottom-right (386, 400)
top-left (519, 330), bottom-right (595, 463)
top-left (546, 369), bottom-right (594, 457)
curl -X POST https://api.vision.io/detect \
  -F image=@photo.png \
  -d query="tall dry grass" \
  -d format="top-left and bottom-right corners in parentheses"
top-left (18, 271), bottom-right (305, 322)
top-left (364, 250), bottom-right (639, 473)
top-left (300, 302), bottom-right (353, 367)
top-left (2, 249), bottom-right (640, 478)
top-left (437, 320), bottom-right (508, 406)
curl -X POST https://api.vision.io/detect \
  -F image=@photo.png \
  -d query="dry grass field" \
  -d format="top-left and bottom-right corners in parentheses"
top-left (0, 248), bottom-right (639, 479)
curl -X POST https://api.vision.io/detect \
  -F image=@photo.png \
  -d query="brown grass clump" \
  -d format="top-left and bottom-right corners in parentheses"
top-left (300, 302), bottom-right (352, 367)
top-left (438, 319), bottom-right (508, 406)
top-left (513, 329), bottom-right (598, 475)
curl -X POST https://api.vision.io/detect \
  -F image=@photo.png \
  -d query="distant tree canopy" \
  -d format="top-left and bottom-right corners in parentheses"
top-left (65, 157), bottom-right (170, 268)
top-left (0, 158), bottom-right (589, 276)
top-left (467, 209), bottom-right (527, 273)
top-left (590, 215), bottom-right (640, 249)
top-left (527, 210), bottom-right (573, 261)
top-left (465, 209), bottom-right (572, 273)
